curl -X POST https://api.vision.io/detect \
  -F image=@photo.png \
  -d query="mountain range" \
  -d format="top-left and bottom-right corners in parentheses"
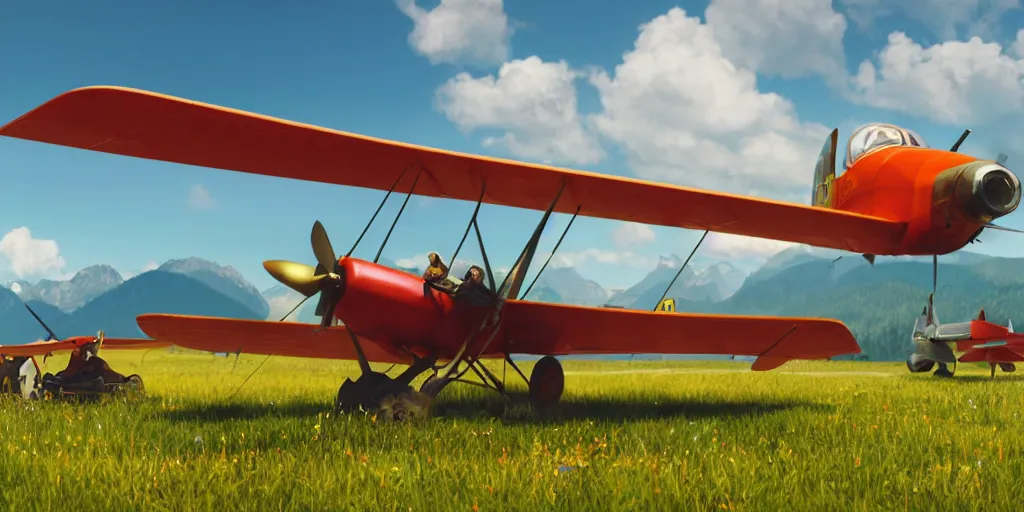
top-left (4, 249), bottom-right (1023, 362)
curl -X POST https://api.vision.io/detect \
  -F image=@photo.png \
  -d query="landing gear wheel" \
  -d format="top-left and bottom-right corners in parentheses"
top-left (379, 390), bottom-right (432, 421)
top-left (334, 371), bottom-right (415, 417)
top-left (529, 356), bottom-right (564, 410)
top-left (120, 374), bottom-right (144, 395)
top-left (933, 362), bottom-right (955, 378)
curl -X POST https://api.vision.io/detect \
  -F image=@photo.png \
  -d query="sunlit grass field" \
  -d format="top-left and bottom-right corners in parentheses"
top-left (1, 350), bottom-right (1022, 511)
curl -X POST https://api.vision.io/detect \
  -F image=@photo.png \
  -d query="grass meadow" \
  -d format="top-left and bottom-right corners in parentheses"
top-left (1, 350), bottom-right (1022, 511)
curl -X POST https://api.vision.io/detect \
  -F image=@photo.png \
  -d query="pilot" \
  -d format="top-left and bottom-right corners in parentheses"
top-left (422, 252), bottom-right (449, 283)
top-left (423, 252), bottom-right (461, 293)
top-left (454, 265), bottom-right (496, 306)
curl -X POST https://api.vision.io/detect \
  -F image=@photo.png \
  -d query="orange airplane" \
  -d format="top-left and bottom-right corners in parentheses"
top-left (2, 86), bottom-right (1010, 415)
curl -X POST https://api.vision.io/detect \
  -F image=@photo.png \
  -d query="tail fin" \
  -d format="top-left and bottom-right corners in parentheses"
top-left (812, 129), bottom-right (839, 208)
top-left (977, 308), bottom-right (986, 321)
top-left (912, 293), bottom-right (938, 343)
top-left (1009, 319), bottom-right (1014, 333)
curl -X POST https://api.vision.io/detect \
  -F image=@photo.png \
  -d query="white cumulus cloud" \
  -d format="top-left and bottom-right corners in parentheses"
top-left (0, 227), bottom-right (67, 279)
top-left (588, 8), bottom-right (832, 198)
top-left (704, 232), bottom-right (796, 259)
top-left (123, 260), bottom-right (159, 280)
top-left (550, 248), bottom-right (652, 270)
top-left (840, 0), bottom-right (1020, 40)
top-left (397, 0), bottom-right (512, 67)
top-left (611, 222), bottom-right (655, 249)
top-left (187, 184), bottom-right (216, 210)
top-left (705, 0), bottom-right (847, 79)
top-left (848, 32), bottom-right (1024, 125)
top-left (436, 56), bottom-right (605, 165)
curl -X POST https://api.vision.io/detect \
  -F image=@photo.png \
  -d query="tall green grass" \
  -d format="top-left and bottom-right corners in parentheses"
top-left (0, 351), bottom-right (1020, 511)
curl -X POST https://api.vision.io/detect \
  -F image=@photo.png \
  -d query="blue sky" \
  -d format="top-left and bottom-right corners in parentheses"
top-left (2, 0), bottom-right (1024, 292)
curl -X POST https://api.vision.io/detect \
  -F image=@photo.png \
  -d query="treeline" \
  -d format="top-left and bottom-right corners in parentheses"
top-left (663, 258), bottom-right (1024, 362)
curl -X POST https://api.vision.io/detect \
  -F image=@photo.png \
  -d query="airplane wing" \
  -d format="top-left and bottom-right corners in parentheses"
top-left (500, 301), bottom-right (860, 371)
top-left (0, 86), bottom-right (908, 255)
top-left (135, 314), bottom-right (412, 364)
top-left (0, 340), bottom-right (79, 357)
top-left (100, 339), bottom-right (173, 350)
top-left (0, 337), bottom-right (170, 358)
top-left (957, 346), bottom-right (1024, 363)
top-left (60, 335), bottom-right (172, 351)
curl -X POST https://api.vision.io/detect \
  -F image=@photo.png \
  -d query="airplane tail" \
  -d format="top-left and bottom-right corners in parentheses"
top-left (811, 129), bottom-right (839, 208)
top-left (907, 293), bottom-right (958, 372)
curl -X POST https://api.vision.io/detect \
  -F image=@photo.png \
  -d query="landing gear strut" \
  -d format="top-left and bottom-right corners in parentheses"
top-left (933, 362), bottom-right (955, 378)
top-left (334, 352), bottom-right (436, 421)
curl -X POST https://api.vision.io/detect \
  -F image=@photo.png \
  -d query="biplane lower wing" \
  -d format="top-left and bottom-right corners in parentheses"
top-left (0, 338), bottom-right (165, 357)
top-left (135, 314), bottom-right (411, 364)
top-left (0, 86), bottom-right (909, 255)
top-left (0, 340), bottom-right (79, 358)
top-left (957, 346), bottom-right (1024, 363)
top-left (500, 301), bottom-right (860, 370)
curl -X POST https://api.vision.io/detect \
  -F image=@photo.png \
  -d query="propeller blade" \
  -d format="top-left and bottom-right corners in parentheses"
top-left (263, 260), bottom-right (331, 297)
top-left (983, 222), bottom-right (1024, 234)
top-left (311, 221), bottom-right (338, 271)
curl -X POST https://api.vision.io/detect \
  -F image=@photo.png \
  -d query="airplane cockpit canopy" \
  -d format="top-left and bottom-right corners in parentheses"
top-left (844, 123), bottom-right (927, 169)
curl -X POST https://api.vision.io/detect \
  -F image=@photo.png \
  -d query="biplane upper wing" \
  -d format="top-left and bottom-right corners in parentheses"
top-left (500, 301), bottom-right (860, 371)
top-left (135, 314), bottom-right (412, 364)
top-left (0, 86), bottom-right (908, 255)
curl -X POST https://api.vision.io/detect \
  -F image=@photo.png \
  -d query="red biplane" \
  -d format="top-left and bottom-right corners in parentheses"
top-left (908, 294), bottom-right (1024, 379)
top-left (1, 86), bottom-right (1013, 415)
top-left (0, 304), bottom-right (168, 399)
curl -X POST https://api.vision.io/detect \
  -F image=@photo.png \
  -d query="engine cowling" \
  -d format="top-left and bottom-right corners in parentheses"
top-left (906, 352), bottom-right (936, 373)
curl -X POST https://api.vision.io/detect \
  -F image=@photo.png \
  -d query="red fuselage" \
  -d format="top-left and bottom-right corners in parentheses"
top-left (331, 257), bottom-right (495, 360)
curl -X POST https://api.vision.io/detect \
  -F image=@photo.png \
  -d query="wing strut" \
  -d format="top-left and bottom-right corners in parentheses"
top-left (652, 230), bottom-right (709, 311)
top-left (472, 218), bottom-right (497, 292)
top-left (498, 181), bottom-right (567, 301)
top-left (448, 182), bottom-right (499, 292)
top-left (346, 168), bottom-right (408, 258)
top-left (522, 205), bottom-right (581, 300)
top-left (751, 325), bottom-right (799, 371)
top-left (449, 182), bottom-right (487, 270)
top-left (24, 303), bottom-right (60, 341)
top-left (373, 170), bottom-right (422, 263)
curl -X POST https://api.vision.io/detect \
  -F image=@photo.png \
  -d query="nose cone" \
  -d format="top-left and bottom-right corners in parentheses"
top-left (952, 161), bottom-right (1021, 222)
